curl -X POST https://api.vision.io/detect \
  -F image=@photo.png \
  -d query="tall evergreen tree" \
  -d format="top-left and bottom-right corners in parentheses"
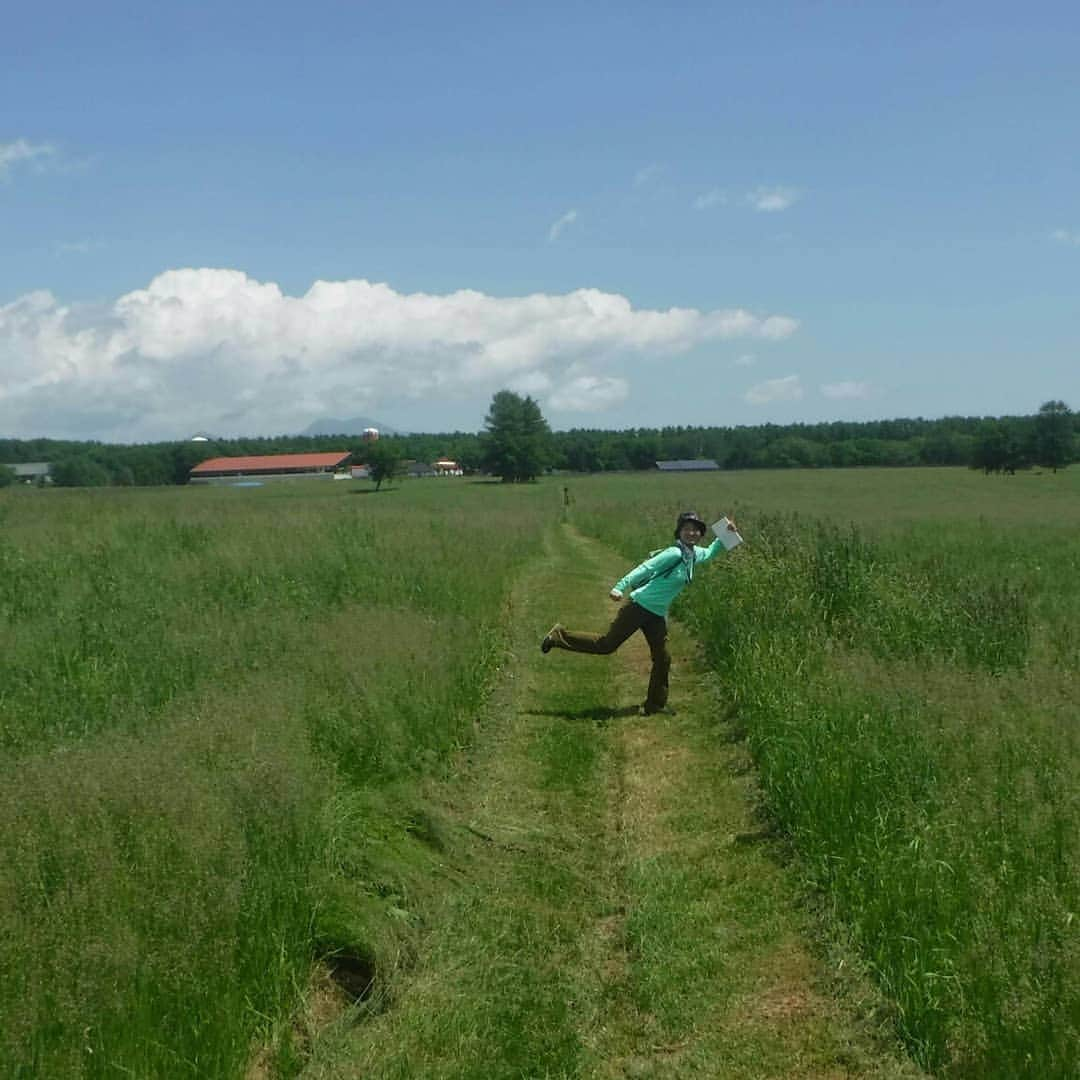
top-left (481, 390), bottom-right (551, 482)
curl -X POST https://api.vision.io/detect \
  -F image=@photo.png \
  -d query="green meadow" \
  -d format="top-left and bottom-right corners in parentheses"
top-left (0, 467), bottom-right (1077, 1077)
top-left (0, 479), bottom-right (552, 1078)
top-left (574, 467), bottom-right (1080, 1077)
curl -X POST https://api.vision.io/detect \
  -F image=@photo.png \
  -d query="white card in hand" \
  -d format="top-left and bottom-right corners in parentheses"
top-left (711, 517), bottom-right (743, 550)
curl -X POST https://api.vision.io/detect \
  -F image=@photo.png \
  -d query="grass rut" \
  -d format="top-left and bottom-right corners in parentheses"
top-left (298, 524), bottom-right (922, 1078)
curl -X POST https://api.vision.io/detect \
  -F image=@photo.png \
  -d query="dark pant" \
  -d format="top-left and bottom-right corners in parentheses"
top-left (548, 601), bottom-right (670, 712)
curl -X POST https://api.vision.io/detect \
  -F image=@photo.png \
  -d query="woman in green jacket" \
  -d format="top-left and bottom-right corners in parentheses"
top-left (541, 510), bottom-right (738, 715)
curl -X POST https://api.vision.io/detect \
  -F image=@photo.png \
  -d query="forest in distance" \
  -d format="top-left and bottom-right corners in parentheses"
top-left (0, 399), bottom-right (1075, 488)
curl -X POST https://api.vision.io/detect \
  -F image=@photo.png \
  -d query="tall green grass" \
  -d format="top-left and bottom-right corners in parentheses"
top-left (0, 480), bottom-right (554, 1077)
top-left (572, 469), bottom-right (1079, 1078)
top-left (5, 468), bottom-right (1075, 1076)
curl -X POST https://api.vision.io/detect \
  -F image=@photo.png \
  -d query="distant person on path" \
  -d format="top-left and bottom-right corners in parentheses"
top-left (541, 510), bottom-right (740, 715)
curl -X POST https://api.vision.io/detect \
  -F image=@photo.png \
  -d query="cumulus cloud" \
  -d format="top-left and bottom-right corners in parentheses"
top-left (1051, 228), bottom-right (1080, 246)
top-left (548, 374), bottom-right (629, 412)
top-left (821, 380), bottom-right (872, 400)
top-left (0, 268), bottom-right (799, 439)
top-left (508, 370), bottom-right (552, 395)
top-left (746, 186), bottom-right (800, 212)
top-left (745, 374), bottom-right (803, 405)
top-left (749, 315), bottom-right (798, 339)
top-left (0, 139), bottom-right (56, 178)
top-left (548, 209), bottom-right (579, 242)
top-left (693, 187), bottom-right (728, 210)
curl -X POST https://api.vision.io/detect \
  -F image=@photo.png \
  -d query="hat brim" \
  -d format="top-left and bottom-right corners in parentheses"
top-left (675, 515), bottom-right (708, 538)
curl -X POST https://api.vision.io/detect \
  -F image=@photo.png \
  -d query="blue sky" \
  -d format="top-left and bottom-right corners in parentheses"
top-left (3, 1), bottom-right (1078, 441)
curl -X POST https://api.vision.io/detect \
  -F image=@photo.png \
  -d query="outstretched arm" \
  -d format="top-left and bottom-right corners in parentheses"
top-left (696, 517), bottom-right (741, 564)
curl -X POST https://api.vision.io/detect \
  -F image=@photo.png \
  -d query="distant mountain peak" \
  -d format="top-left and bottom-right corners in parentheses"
top-left (301, 416), bottom-right (400, 437)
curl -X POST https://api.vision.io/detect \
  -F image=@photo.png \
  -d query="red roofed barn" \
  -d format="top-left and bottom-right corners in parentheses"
top-left (189, 451), bottom-right (351, 484)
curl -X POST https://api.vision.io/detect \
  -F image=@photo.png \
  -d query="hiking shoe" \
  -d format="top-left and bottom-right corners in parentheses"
top-left (641, 704), bottom-right (676, 717)
top-left (540, 624), bottom-right (561, 654)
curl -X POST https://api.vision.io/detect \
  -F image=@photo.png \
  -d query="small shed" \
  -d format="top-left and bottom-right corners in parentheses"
top-left (2, 462), bottom-right (52, 484)
top-left (656, 459), bottom-right (720, 472)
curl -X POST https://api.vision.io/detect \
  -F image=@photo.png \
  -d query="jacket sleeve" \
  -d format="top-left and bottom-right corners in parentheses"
top-left (694, 537), bottom-right (725, 565)
top-left (614, 546), bottom-right (682, 594)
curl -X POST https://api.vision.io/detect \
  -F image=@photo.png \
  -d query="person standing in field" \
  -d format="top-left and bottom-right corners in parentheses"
top-left (541, 510), bottom-right (740, 715)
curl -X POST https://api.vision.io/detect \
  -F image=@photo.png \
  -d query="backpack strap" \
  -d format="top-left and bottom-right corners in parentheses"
top-left (653, 550), bottom-right (685, 580)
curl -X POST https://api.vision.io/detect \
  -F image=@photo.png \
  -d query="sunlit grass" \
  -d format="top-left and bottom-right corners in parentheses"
top-left (3, 467), bottom-right (1076, 1076)
top-left (0, 479), bottom-right (554, 1077)
top-left (571, 467), bottom-right (1079, 1078)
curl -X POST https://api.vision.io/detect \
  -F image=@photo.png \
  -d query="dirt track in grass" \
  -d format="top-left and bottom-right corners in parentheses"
top-left (296, 524), bottom-right (924, 1079)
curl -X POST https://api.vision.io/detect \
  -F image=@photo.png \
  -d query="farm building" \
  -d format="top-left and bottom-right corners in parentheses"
top-left (656, 459), bottom-right (720, 472)
top-left (189, 451), bottom-right (351, 484)
top-left (2, 462), bottom-right (52, 484)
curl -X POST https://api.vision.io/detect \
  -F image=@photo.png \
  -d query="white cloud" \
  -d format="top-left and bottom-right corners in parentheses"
top-left (756, 315), bottom-right (799, 339)
top-left (548, 374), bottom-right (629, 412)
top-left (633, 163), bottom-right (664, 188)
top-left (508, 370), bottom-right (552, 395)
top-left (1051, 228), bottom-right (1080, 246)
top-left (821, 380), bottom-right (872, 400)
top-left (746, 186), bottom-right (801, 212)
top-left (547, 209), bottom-right (579, 243)
top-left (693, 187), bottom-right (728, 210)
top-left (0, 268), bottom-right (798, 440)
top-left (745, 374), bottom-right (803, 405)
top-left (0, 139), bottom-right (57, 178)
top-left (734, 353), bottom-right (757, 366)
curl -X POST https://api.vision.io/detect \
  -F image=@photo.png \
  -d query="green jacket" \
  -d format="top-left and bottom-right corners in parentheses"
top-left (613, 538), bottom-right (726, 617)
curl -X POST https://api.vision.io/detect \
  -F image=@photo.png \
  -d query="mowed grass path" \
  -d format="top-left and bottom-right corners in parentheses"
top-left (299, 524), bottom-right (922, 1078)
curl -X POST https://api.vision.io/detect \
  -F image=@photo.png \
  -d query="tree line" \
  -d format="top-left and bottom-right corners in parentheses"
top-left (0, 397), bottom-right (1074, 488)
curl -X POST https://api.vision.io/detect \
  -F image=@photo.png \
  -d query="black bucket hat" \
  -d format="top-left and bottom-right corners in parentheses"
top-left (674, 510), bottom-right (708, 538)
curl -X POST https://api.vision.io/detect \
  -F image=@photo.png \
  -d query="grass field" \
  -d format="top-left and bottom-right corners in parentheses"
top-left (0, 479), bottom-right (553, 1077)
top-left (572, 467), bottom-right (1080, 1077)
top-left (1, 467), bottom-right (1076, 1077)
